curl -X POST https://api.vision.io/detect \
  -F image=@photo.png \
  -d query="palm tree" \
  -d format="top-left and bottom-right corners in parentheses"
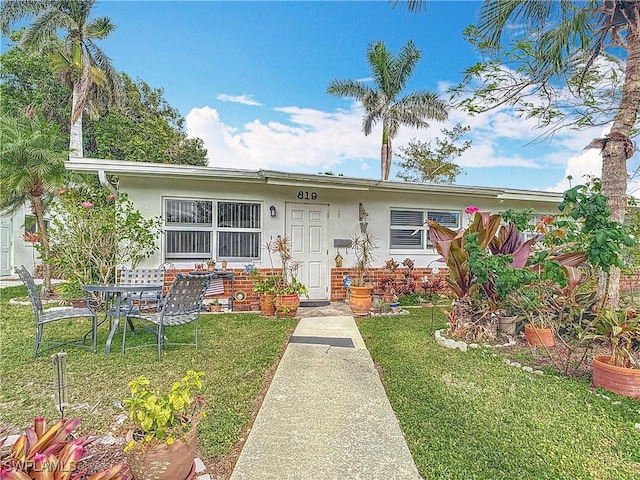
top-left (0, 115), bottom-right (69, 295)
top-left (327, 40), bottom-right (448, 181)
top-left (402, 1), bottom-right (639, 307)
top-left (475, 1), bottom-right (640, 308)
top-left (1, 0), bottom-right (122, 157)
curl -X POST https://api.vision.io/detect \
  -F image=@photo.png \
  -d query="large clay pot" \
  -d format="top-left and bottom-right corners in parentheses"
top-left (349, 286), bottom-right (372, 315)
top-left (592, 355), bottom-right (640, 399)
top-left (260, 294), bottom-right (276, 317)
top-left (524, 324), bottom-right (555, 347)
top-left (126, 426), bottom-right (197, 480)
top-left (274, 294), bottom-right (300, 317)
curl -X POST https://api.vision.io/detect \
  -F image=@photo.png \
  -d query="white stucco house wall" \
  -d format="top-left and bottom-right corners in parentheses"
top-left (58, 157), bottom-right (565, 301)
top-left (1, 203), bottom-right (44, 277)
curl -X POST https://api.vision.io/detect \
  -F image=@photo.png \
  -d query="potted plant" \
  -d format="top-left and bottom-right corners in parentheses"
top-left (208, 298), bottom-right (222, 312)
top-left (123, 370), bottom-right (206, 480)
top-left (206, 259), bottom-right (216, 271)
top-left (54, 278), bottom-right (91, 308)
top-left (250, 267), bottom-right (279, 317)
top-left (268, 237), bottom-right (308, 317)
top-left (587, 308), bottom-right (640, 399)
top-left (348, 232), bottom-right (377, 315)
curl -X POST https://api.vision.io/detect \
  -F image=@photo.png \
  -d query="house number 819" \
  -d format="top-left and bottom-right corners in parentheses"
top-left (298, 191), bottom-right (318, 200)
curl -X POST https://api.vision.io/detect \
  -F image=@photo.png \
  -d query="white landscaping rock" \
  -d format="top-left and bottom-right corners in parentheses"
top-left (522, 366), bottom-right (534, 373)
top-left (454, 341), bottom-right (468, 352)
top-left (194, 457), bottom-right (206, 473)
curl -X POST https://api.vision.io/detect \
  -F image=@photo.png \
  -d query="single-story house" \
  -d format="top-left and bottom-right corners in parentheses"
top-left (54, 157), bottom-right (568, 307)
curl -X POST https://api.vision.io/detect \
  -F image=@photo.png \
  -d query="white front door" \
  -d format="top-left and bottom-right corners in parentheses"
top-left (286, 203), bottom-right (329, 300)
top-left (0, 216), bottom-right (12, 276)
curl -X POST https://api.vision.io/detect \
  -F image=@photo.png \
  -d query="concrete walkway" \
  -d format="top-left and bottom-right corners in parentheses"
top-left (230, 315), bottom-right (422, 480)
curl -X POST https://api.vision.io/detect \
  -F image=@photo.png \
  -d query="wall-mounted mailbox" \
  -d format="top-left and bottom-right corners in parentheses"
top-left (333, 239), bottom-right (352, 248)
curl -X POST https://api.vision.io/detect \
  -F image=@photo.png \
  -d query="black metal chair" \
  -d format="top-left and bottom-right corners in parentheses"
top-left (123, 273), bottom-right (211, 360)
top-left (15, 265), bottom-right (97, 358)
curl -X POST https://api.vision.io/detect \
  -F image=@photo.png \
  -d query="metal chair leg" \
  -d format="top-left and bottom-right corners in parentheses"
top-left (34, 324), bottom-right (42, 358)
top-left (157, 325), bottom-right (163, 361)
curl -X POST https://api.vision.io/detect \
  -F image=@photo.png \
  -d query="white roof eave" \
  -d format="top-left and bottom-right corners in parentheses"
top-left (65, 157), bottom-right (563, 203)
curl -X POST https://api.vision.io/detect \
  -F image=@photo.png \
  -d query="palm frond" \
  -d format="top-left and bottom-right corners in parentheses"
top-left (367, 41), bottom-right (393, 93)
top-left (86, 16), bottom-right (116, 40)
top-left (326, 79), bottom-right (371, 101)
top-left (390, 39), bottom-right (420, 95)
top-left (0, 0), bottom-right (43, 34)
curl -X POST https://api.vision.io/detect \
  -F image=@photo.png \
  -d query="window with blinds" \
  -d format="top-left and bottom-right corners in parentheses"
top-left (390, 210), bottom-right (424, 249)
top-left (390, 209), bottom-right (460, 250)
top-left (164, 199), bottom-right (261, 261)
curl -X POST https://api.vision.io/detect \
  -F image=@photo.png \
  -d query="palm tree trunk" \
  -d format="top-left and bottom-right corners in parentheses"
top-left (70, 84), bottom-right (83, 156)
top-left (600, 25), bottom-right (640, 308)
top-left (31, 195), bottom-right (52, 295)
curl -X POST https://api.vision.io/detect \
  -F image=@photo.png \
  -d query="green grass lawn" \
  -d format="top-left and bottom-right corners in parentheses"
top-left (0, 285), bottom-right (295, 460)
top-left (359, 308), bottom-right (640, 480)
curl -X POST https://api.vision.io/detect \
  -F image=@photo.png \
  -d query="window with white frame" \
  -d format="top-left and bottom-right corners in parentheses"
top-left (390, 209), bottom-right (460, 250)
top-left (164, 199), bottom-right (261, 261)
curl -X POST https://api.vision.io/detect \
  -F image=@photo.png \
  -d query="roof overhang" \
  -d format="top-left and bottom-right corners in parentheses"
top-left (65, 157), bottom-right (564, 204)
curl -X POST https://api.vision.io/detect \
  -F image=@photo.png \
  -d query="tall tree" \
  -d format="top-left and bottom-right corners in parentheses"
top-left (327, 40), bottom-right (448, 180)
top-left (1, 0), bottom-right (122, 156)
top-left (85, 74), bottom-right (208, 166)
top-left (1, 41), bottom-right (208, 166)
top-left (474, 0), bottom-right (639, 308)
top-left (396, 124), bottom-right (470, 184)
top-left (405, 0), bottom-right (640, 307)
top-left (0, 115), bottom-right (69, 294)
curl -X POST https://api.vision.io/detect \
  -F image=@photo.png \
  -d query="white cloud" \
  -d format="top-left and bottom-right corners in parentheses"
top-left (185, 98), bottom-right (617, 190)
top-left (216, 94), bottom-right (262, 106)
top-left (186, 103), bottom-right (378, 172)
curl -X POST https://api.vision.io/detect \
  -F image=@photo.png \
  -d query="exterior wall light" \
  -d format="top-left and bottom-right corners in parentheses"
top-left (270, 205), bottom-right (277, 217)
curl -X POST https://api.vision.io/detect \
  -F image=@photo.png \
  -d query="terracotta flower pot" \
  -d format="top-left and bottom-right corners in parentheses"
top-left (592, 355), bottom-right (640, 399)
top-left (524, 324), bottom-right (554, 347)
top-left (349, 286), bottom-right (372, 315)
top-left (126, 426), bottom-right (197, 480)
top-left (274, 294), bottom-right (300, 317)
top-left (260, 294), bottom-right (276, 317)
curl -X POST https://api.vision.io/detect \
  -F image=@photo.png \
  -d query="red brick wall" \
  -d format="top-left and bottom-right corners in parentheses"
top-left (162, 267), bottom-right (451, 307)
top-left (158, 268), bottom-right (640, 306)
top-left (330, 267), bottom-right (450, 302)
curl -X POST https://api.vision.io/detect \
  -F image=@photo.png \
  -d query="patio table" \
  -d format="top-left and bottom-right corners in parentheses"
top-left (83, 283), bottom-right (163, 353)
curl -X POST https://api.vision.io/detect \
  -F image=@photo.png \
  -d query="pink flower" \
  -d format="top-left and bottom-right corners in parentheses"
top-left (464, 205), bottom-right (480, 214)
top-left (107, 193), bottom-right (116, 200)
top-left (81, 201), bottom-right (93, 208)
top-left (58, 188), bottom-right (66, 195)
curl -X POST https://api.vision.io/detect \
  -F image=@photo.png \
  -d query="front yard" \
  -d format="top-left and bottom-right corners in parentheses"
top-left (2, 285), bottom-right (639, 479)
top-left (359, 308), bottom-right (640, 480)
top-left (0, 285), bottom-right (296, 473)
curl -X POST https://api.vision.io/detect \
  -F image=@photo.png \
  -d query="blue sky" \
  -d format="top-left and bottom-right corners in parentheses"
top-left (54, 2), bottom-right (636, 191)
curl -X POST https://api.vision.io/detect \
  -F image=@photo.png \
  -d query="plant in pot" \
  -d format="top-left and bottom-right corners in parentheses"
top-left (206, 258), bottom-right (216, 271)
top-left (348, 232), bottom-right (377, 315)
top-left (587, 308), bottom-right (640, 399)
top-left (123, 370), bottom-right (206, 480)
top-left (268, 237), bottom-right (308, 317)
top-left (54, 278), bottom-right (91, 308)
top-left (208, 298), bottom-right (222, 312)
top-left (250, 267), bottom-right (279, 317)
